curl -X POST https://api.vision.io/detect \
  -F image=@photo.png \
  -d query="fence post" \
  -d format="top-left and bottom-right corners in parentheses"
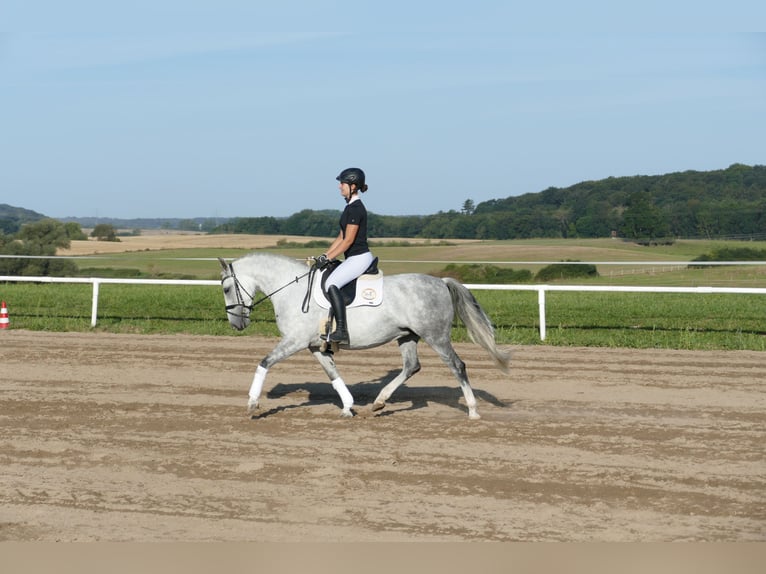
top-left (537, 285), bottom-right (545, 341)
top-left (91, 280), bottom-right (100, 327)
top-left (538, 287), bottom-right (547, 341)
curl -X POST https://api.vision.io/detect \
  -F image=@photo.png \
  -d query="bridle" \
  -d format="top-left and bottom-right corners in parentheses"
top-left (221, 262), bottom-right (254, 320)
top-left (221, 260), bottom-right (317, 320)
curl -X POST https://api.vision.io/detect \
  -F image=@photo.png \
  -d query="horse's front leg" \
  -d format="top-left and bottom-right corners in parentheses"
top-left (247, 364), bottom-right (267, 415)
top-left (310, 346), bottom-right (354, 417)
top-left (248, 339), bottom-right (306, 415)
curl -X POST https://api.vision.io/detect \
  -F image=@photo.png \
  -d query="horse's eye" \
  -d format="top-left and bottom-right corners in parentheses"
top-left (224, 287), bottom-right (231, 295)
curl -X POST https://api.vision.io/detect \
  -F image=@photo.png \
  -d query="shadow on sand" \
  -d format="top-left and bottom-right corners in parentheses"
top-left (252, 369), bottom-right (512, 419)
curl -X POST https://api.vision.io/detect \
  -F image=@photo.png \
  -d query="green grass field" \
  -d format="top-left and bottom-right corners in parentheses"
top-left (1, 238), bottom-right (764, 350)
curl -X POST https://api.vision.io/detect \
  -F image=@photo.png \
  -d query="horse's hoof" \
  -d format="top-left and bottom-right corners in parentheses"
top-left (247, 400), bottom-right (260, 415)
top-left (468, 411), bottom-right (481, 421)
top-left (340, 409), bottom-right (354, 418)
top-left (371, 401), bottom-right (385, 412)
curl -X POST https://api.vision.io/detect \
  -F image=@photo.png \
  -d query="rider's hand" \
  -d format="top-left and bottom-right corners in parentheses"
top-left (315, 254), bottom-right (330, 269)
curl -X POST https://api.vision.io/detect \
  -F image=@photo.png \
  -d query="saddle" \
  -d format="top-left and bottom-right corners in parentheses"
top-left (313, 257), bottom-right (384, 309)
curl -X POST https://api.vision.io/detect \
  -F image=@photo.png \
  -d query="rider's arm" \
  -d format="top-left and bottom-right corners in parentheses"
top-left (325, 224), bottom-right (359, 260)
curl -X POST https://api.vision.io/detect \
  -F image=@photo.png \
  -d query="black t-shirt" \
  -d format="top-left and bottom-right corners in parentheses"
top-left (339, 199), bottom-right (369, 257)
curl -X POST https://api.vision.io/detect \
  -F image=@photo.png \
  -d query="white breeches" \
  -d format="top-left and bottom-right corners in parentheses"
top-left (326, 252), bottom-right (374, 289)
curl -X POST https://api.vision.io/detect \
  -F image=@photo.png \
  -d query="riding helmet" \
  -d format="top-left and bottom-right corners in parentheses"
top-left (336, 167), bottom-right (366, 189)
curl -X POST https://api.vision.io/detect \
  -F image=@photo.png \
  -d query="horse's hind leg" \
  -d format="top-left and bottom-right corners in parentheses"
top-left (429, 338), bottom-right (480, 420)
top-left (371, 334), bottom-right (421, 413)
top-left (310, 346), bottom-right (354, 417)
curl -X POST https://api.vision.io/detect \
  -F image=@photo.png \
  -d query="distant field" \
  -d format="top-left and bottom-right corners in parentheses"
top-left (0, 234), bottom-right (759, 350)
top-left (56, 234), bottom-right (766, 287)
top-left (58, 232), bottom-right (329, 256)
top-left (58, 232), bottom-right (468, 256)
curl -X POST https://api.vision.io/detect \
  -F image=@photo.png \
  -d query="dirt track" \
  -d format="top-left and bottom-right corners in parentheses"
top-left (0, 330), bottom-right (764, 542)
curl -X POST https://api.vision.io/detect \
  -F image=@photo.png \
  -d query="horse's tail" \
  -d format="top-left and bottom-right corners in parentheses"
top-left (443, 278), bottom-right (511, 374)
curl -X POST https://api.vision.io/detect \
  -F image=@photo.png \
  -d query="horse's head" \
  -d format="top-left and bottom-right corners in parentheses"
top-left (218, 257), bottom-right (252, 331)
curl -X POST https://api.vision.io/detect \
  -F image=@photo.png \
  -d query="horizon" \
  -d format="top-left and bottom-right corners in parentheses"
top-left (3, 160), bottom-right (762, 222)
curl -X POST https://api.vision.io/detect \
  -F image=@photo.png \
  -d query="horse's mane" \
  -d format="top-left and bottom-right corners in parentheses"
top-left (238, 251), bottom-right (308, 274)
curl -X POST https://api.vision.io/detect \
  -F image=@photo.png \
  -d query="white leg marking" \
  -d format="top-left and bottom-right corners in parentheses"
top-left (461, 381), bottom-right (481, 420)
top-left (331, 377), bottom-right (354, 417)
top-left (248, 365), bottom-right (268, 413)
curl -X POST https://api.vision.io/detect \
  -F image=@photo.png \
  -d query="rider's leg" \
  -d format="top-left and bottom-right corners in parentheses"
top-left (324, 252), bottom-right (374, 344)
top-left (326, 285), bottom-right (348, 344)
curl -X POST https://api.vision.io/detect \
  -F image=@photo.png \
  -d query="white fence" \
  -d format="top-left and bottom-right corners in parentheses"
top-left (463, 283), bottom-right (766, 340)
top-left (2, 274), bottom-right (764, 340)
top-left (0, 276), bottom-right (217, 329)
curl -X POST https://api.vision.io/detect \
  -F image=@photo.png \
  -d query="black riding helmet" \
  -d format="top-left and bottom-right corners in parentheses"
top-left (336, 167), bottom-right (366, 190)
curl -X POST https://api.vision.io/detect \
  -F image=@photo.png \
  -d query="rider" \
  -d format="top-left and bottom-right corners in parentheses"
top-left (315, 167), bottom-right (374, 344)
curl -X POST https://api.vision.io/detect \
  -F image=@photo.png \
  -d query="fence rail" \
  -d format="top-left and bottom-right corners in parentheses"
top-left (2, 275), bottom-right (764, 340)
top-left (461, 283), bottom-right (766, 340)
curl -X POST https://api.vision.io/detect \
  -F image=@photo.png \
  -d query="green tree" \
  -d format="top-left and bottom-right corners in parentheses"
top-left (17, 218), bottom-right (72, 250)
top-left (0, 218), bottom-right (20, 234)
top-left (620, 193), bottom-right (670, 241)
top-left (0, 219), bottom-right (77, 276)
top-left (64, 221), bottom-right (88, 240)
top-left (91, 223), bottom-right (119, 242)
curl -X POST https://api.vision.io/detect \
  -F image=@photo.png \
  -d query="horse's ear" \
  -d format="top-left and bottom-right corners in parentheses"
top-left (217, 257), bottom-right (229, 271)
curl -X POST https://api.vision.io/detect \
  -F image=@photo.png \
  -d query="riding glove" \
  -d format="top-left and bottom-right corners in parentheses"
top-left (315, 254), bottom-right (330, 269)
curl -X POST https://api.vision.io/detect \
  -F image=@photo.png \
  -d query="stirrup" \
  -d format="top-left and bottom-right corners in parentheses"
top-left (327, 329), bottom-right (349, 344)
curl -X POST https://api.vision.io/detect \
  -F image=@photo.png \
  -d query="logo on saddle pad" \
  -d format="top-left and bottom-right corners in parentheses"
top-left (312, 272), bottom-right (384, 309)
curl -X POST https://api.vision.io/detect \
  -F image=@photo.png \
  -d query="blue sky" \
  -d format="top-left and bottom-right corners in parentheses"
top-left (1, 2), bottom-right (764, 220)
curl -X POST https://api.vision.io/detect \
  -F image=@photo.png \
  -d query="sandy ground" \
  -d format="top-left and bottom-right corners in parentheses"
top-left (0, 330), bottom-right (764, 542)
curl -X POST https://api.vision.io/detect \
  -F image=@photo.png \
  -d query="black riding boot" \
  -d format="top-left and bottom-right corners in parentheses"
top-left (326, 285), bottom-right (349, 344)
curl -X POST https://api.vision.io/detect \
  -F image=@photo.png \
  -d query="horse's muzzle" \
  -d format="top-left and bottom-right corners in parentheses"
top-left (229, 316), bottom-right (250, 331)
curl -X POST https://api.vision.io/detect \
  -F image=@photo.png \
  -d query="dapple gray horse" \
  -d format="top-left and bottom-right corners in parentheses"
top-left (218, 253), bottom-right (510, 419)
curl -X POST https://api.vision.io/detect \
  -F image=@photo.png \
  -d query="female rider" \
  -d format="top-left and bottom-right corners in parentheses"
top-left (315, 167), bottom-right (374, 344)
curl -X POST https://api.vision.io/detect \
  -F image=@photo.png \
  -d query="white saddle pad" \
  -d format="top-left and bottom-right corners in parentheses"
top-left (312, 272), bottom-right (384, 309)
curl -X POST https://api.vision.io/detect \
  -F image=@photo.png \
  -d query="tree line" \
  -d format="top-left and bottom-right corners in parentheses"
top-left (211, 164), bottom-right (766, 241)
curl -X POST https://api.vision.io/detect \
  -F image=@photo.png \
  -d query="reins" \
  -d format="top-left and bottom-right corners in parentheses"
top-left (302, 264), bottom-right (319, 312)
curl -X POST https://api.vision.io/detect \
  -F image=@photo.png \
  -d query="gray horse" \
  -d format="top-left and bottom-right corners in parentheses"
top-left (218, 253), bottom-right (510, 419)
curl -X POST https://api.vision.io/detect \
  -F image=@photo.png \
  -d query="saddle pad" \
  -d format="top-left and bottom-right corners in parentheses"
top-left (313, 272), bottom-right (384, 309)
